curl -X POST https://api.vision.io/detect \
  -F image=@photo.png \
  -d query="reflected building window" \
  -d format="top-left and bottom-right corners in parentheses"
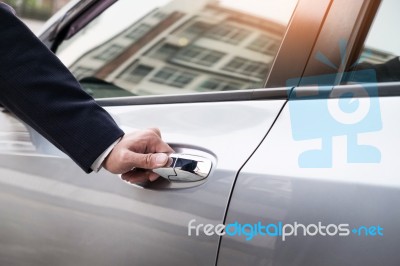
top-left (174, 45), bottom-right (226, 66)
top-left (126, 24), bottom-right (152, 40)
top-left (181, 21), bottom-right (213, 38)
top-left (247, 35), bottom-right (280, 55)
top-left (206, 23), bottom-right (251, 44)
top-left (150, 43), bottom-right (181, 60)
top-left (150, 67), bottom-right (198, 88)
top-left (122, 64), bottom-right (154, 83)
top-left (197, 79), bottom-right (243, 91)
top-left (94, 44), bottom-right (124, 61)
top-left (221, 82), bottom-right (242, 91)
top-left (72, 66), bottom-right (94, 80)
top-left (153, 11), bottom-right (168, 20)
top-left (223, 57), bottom-right (269, 78)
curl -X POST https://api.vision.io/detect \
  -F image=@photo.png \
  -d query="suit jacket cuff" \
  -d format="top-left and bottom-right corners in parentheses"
top-left (91, 137), bottom-right (122, 172)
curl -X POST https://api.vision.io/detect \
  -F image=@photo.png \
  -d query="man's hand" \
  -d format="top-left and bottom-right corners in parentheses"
top-left (103, 128), bottom-right (174, 182)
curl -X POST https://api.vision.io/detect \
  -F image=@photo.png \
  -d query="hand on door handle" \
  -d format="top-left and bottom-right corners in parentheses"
top-left (153, 154), bottom-right (212, 182)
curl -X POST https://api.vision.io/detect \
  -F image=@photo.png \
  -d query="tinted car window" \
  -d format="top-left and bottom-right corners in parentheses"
top-left (354, 0), bottom-right (400, 82)
top-left (57, 0), bottom-right (297, 98)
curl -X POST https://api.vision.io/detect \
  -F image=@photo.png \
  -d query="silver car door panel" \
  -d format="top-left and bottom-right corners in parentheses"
top-left (218, 95), bottom-right (400, 266)
top-left (0, 100), bottom-right (284, 266)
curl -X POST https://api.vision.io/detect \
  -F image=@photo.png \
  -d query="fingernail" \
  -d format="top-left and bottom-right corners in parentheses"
top-left (149, 174), bottom-right (159, 182)
top-left (155, 153), bottom-right (168, 166)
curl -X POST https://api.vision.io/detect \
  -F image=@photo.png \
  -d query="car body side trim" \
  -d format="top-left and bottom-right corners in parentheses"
top-left (96, 88), bottom-right (289, 106)
top-left (332, 82), bottom-right (400, 98)
top-left (288, 82), bottom-right (400, 100)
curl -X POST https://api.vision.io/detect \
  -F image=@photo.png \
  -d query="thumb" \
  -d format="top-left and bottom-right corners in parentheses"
top-left (130, 152), bottom-right (170, 169)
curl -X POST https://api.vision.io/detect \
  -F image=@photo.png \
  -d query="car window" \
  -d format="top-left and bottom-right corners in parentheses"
top-left (56, 0), bottom-right (298, 98)
top-left (353, 0), bottom-right (400, 83)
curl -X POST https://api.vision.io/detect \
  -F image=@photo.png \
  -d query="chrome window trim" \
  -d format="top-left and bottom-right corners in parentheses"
top-left (96, 87), bottom-right (288, 106)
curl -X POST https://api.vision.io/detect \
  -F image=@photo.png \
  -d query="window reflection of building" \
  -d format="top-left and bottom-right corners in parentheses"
top-left (150, 67), bottom-right (198, 88)
top-left (205, 23), bottom-right (251, 44)
top-left (223, 57), bottom-right (269, 78)
top-left (68, 0), bottom-right (287, 95)
top-left (123, 65), bottom-right (154, 84)
top-left (126, 24), bottom-right (152, 40)
top-left (73, 67), bottom-right (95, 80)
top-left (248, 35), bottom-right (280, 55)
top-left (174, 45), bottom-right (226, 66)
top-left (359, 47), bottom-right (396, 65)
top-left (63, 0), bottom-right (396, 96)
top-left (94, 44), bottom-right (124, 61)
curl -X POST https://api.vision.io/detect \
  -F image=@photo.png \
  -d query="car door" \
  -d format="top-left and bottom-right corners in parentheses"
top-left (0, 0), bottom-right (326, 265)
top-left (218, 0), bottom-right (400, 265)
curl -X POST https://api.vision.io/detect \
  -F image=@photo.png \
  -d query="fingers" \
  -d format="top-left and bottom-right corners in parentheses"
top-left (121, 169), bottom-right (160, 184)
top-left (148, 128), bottom-right (161, 138)
top-left (102, 128), bottom-right (174, 174)
top-left (117, 151), bottom-right (173, 174)
top-left (128, 152), bottom-right (170, 169)
top-left (147, 129), bottom-right (173, 154)
top-left (135, 128), bottom-right (173, 154)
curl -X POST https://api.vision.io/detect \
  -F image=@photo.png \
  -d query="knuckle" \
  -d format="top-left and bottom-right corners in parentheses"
top-left (143, 153), bottom-right (153, 168)
top-left (145, 128), bottom-right (158, 137)
top-left (150, 127), bottom-right (161, 135)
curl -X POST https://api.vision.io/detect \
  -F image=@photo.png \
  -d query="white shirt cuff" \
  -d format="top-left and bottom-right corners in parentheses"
top-left (91, 137), bottom-right (122, 172)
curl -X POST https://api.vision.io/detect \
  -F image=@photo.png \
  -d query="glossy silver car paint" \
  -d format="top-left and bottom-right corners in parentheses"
top-left (0, 100), bottom-right (284, 265)
top-left (218, 95), bottom-right (400, 265)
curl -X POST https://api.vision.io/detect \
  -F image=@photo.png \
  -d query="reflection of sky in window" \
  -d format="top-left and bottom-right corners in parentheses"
top-left (220, 0), bottom-right (297, 24)
top-left (58, 0), bottom-right (169, 66)
top-left (57, 0), bottom-right (297, 66)
top-left (364, 0), bottom-right (400, 56)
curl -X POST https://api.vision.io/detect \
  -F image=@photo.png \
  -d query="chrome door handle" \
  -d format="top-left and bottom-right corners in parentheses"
top-left (153, 154), bottom-right (212, 182)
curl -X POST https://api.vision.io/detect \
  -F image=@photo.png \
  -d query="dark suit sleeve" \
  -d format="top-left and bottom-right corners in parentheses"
top-left (0, 5), bottom-right (124, 173)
